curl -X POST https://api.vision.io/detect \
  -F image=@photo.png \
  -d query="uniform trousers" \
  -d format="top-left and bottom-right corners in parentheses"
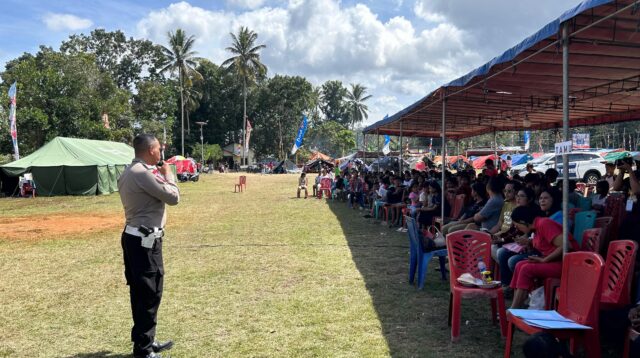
top-left (121, 232), bottom-right (164, 356)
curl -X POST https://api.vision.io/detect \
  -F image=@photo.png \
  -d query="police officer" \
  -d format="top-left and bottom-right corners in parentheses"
top-left (118, 134), bottom-right (180, 358)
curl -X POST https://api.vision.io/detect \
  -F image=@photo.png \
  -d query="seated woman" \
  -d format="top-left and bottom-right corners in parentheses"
top-left (496, 187), bottom-right (539, 289)
top-left (297, 172), bottom-right (308, 198)
top-left (591, 179), bottom-right (609, 214)
top-left (538, 187), bottom-right (562, 220)
top-left (489, 181), bottom-right (521, 260)
top-left (417, 181), bottom-right (449, 228)
top-left (441, 182), bottom-right (488, 235)
top-left (509, 205), bottom-right (579, 309)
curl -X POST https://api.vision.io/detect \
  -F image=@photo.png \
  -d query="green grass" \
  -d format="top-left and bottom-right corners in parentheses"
top-left (1, 173), bottom-right (523, 357)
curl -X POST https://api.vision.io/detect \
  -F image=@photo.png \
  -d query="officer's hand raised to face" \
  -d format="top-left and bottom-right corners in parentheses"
top-left (158, 162), bottom-right (171, 177)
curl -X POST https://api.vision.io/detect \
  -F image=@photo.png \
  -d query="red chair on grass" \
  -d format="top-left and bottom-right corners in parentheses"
top-left (234, 175), bottom-right (247, 192)
top-left (600, 240), bottom-right (638, 310)
top-left (446, 230), bottom-right (507, 341)
top-left (317, 178), bottom-right (332, 199)
top-left (504, 252), bottom-right (605, 358)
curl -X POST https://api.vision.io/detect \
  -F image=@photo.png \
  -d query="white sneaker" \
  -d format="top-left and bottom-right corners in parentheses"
top-left (396, 227), bottom-right (404, 232)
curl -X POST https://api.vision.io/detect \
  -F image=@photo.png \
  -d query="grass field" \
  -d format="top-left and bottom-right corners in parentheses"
top-left (1, 173), bottom-right (523, 357)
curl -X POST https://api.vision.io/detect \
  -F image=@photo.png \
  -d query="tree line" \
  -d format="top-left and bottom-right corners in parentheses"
top-left (0, 27), bottom-right (371, 163)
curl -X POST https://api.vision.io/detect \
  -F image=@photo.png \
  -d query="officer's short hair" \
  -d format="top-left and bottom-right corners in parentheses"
top-left (133, 134), bottom-right (158, 155)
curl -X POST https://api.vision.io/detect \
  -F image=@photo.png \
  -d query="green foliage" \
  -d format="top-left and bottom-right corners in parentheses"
top-left (132, 80), bottom-right (177, 147)
top-left (60, 29), bottom-right (165, 89)
top-left (0, 47), bottom-right (133, 154)
top-left (222, 26), bottom-right (267, 85)
top-left (345, 83), bottom-right (372, 129)
top-left (192, 143), bottom-right (223, 163)
top-left (251, 75), bottom-right (315, 159)
top-left (319, 80), bottom-right (349, 125)
top-left (308, 121), bottom-right (356, 158)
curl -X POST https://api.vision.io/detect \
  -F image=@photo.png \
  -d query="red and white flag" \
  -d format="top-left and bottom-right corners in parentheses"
top-left (8, 82), bottom-right (19, 160)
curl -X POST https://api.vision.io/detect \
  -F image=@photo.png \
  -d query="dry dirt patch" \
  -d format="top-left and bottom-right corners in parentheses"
top-left (0, 213), bottom-right (122, 241)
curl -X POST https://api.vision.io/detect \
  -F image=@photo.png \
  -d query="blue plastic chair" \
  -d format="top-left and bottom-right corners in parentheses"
top-left (577, 195), bottom-right (592, 212)
top-left (406, 216), bottom-right (447, 290)
top-left (573, 210), bottom-right (596, 247)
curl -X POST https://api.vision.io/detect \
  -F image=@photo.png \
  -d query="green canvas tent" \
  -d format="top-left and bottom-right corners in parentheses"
top-left (0, 137), bottom-right (134, 196)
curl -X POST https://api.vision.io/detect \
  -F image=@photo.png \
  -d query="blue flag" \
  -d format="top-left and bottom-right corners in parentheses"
top-left (291, 115), bottom-right (308, 155)
top-left (382, 135), bottom-right (391, 155)
top-left (524, 131), bottom-right (530, 151)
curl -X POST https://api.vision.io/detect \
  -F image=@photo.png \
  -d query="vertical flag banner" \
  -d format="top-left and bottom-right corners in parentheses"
top-left (291, 115), bottom-right (308, 155)
top-left (382, 135), bottom-right (391, 155)
top-left (8, 82), bottom-right (19, 159)
top-left (523, 131), bottom-right (530, 151)
top-left (245, 120), bottom-right (253, 154)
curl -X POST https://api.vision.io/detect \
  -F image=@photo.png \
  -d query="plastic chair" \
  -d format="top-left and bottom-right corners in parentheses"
top-left (604, 194), bottom-right (626, 244)
top-left (317, 178), bottom-right (332, 199)
top-left (573, 210), bottom-right (596, 247)
top-left (504, 252), bottom-right (605, 358)
top-left (406, 216), bottom-right (447, 290)
top-left (446, 230), bottom-right (507, 341)
top-left (576, 195), bottom-right (592, 212)
top-left (581, 228), bottom-right (602, 253)
top-left (234, 175), bottom-right (247, 192)
top-left (600, 240), bottom-right (638, 310)
top-left (594, 216), bottom-right (613, 251)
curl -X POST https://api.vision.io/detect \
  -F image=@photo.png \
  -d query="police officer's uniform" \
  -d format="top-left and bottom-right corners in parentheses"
top-left (118, 158), bottom-right (180, 357)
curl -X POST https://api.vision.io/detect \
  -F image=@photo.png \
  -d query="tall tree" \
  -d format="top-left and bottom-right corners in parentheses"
top-left (345, 83), bottom-right (372, 128)
top-left (319, 80), bottom-right (349, 125)
top-left (61, 29), bottom-right (165, 89)
top-left (160, 29), bottom-right (202, 156)
top-left (222, 26), bottom-right (267, 164)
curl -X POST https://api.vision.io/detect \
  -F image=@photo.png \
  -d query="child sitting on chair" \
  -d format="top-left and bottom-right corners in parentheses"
top-left (297, 172), bottom-right (308, 198)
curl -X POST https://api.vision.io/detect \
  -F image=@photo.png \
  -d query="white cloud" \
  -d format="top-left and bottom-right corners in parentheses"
top-left (136, 0), bottom-right (484, 124)
top-left (413, 1), bottom-right (446, 23)
top-left (42, 13), bottom-right (93, 31)
top-left (226, 0), bottom-right (266, 10)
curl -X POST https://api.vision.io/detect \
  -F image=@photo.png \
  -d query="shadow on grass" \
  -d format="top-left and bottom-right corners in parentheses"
top-left (326, 200), bottom-right (511, 358)
top-left (63, 352), bottom-right (130, 358)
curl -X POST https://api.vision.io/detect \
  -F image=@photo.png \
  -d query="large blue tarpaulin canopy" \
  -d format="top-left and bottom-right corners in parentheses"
top-left (364, 0), bottom-right (640, 139)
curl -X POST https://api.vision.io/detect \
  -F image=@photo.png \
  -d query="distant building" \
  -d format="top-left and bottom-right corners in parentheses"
top-left (222, 143), bottom-right (255, 166)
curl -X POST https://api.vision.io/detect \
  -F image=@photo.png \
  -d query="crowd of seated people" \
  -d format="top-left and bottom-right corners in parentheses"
top-left (302, 156), bottom-right (640, 356)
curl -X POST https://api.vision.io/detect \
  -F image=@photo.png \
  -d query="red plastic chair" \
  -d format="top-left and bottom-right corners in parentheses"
top-left (600, 240), bottom-right (638, 310)
top-left (581, 228), bottom-right (603, 253)
top-left (504, 252), bottom-right (605, 358)
top-left (594, 216), bottom-right (613, 252)
top-left (317, 178), bottom-right (332, 199)
top-left (604, 194), bottom-right (626, 245)
top-left (446, 230), bottom-right (507, 341)
top-left (234, 175), bottom-right (247, 192)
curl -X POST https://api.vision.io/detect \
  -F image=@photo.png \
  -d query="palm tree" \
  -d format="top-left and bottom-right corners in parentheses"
top-left (183, 82), bottom-right (201, 135)
top-left (222, 26), bottom-right (267, 165)
top-left (346, 83), bottom-right (372, 129)
top-left (160, 28), bottom-right (202, 156)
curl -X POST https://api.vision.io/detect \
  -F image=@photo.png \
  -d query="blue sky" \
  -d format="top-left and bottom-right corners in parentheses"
top-left (0, 0), bottom-right (584, 125)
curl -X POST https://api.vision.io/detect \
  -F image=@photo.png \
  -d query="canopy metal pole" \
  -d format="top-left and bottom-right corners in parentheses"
top-left (494, 129), bottom-right (498, 172)
top-left (561, 21), bottom-right (570, 256)
top-left (441, 92), bottom-right (447, 223)
top-left (363, 133), bottom-right (366, 171)
top-left (399, 120), bottom-right (403, 174)
top-left (377, 129), bottom-right (380, 173)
